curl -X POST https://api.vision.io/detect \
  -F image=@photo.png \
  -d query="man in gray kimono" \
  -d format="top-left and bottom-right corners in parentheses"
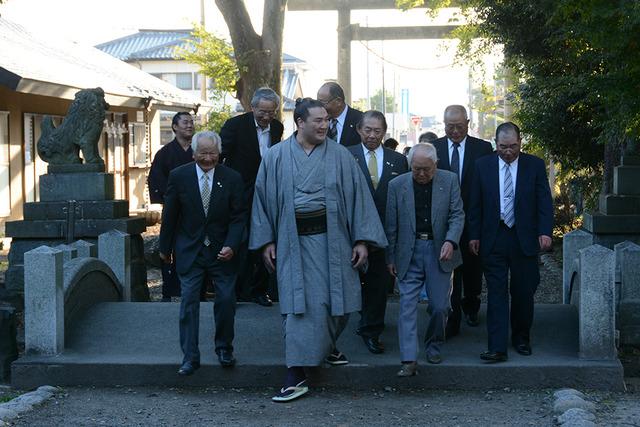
top-left (250, 98), bottom-right (387, 402)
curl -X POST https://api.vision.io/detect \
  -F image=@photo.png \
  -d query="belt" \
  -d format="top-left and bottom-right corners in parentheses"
top-left (295, 209), bottom-right (327, 236)
top-left (416, 232), bottom-right (433, 240)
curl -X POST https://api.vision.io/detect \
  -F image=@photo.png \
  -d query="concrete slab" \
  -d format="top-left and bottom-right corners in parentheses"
top-left (12, 302), bottom-right (624, 390)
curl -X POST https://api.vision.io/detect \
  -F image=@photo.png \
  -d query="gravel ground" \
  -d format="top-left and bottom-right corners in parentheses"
top-left (6, 380), bottom-right (640, 427)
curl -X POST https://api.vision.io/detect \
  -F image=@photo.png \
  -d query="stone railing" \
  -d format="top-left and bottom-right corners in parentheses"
top-left (23, 230), bottom-right (131, 355)
top-left (563, 230), bottom-right (640, 357)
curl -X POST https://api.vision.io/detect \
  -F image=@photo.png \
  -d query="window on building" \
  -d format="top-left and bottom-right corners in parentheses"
top-left (129, 122), bottom-right (149, 167)
top-left (175, 72), bottom-right (193, 90)
top-left (0, 112), bottom-right (10, 217)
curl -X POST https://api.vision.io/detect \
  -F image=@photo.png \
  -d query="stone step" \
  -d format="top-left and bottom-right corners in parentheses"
top-left (23, 200), bottom-right (130, 221)
top-left (582, 211), bottom-right (640, 234)
top-left (11, 302), bottom-right (624, 390)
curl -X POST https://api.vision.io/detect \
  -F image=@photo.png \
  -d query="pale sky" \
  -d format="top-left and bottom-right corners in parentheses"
top-left (1, 0), bottom-right (499, 123)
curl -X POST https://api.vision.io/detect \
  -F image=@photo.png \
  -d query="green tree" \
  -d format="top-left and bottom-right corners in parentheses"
top-left (398, 0), bottom-right (640, 196)
top-left (354, 90), bottom-right (397, 113)
top-left (175, 24), bottom-right (238, 105)
top-left (215, 0), bottom-right (287, 116)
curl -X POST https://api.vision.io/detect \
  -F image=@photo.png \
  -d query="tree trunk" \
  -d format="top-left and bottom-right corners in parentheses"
top-left (215, 0), bottom-right (287, 118)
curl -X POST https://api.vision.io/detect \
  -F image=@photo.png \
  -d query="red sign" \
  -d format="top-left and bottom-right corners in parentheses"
top-left (411, 116), bottom-right (421, 126)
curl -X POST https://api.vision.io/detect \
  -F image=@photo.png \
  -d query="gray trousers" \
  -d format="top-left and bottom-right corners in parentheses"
top-left (398, 239), bottom-right (453, 362)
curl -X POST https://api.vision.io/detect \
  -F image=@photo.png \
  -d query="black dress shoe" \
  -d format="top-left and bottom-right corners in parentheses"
top-left (445, 324), bottom-right (460, 340)
top-left (253, 294), bottom-right (273, 307)
top-left (177, 361), bottom-right (200, 376)
top-left (465, 313), bottom-right (479, 327)
top-left (217, 349), bottom-right (236, 367)
top-left (514, 343), bottom-right (532, 356)
top-left (480, 351), bottom-right (508, 363)
top-left (362, 336), bottom-right (384, 354)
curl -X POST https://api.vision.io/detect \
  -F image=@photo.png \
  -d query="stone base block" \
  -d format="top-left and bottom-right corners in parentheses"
top-left (47, 163), bottom-right (105, 174)
top-left (613, 165), bottom-right (640, 195)
top-left (23, 200), bottom-right (129, 220)
top-left (619, 301), bottom-right (640, 346)
top-left (0, 305), bottom-right (18, 381)
top-left (5, 217), bottom-right (146, 239)
top-left (39, 173), bottom-right (114, 201)
top-left (582, 212), bottom-right (640, 235)
top-left (599, 194), bottom-right (640, 215)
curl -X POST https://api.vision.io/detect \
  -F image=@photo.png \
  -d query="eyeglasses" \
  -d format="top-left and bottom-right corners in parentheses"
top-left (255, 109), bottom-right (277, 117)
top-left (318, 97), bottom-right (338, 106)
top-left (444, 122), bottom-right (468, 132)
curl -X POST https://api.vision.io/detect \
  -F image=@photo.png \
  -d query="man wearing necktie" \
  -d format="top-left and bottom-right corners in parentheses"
top-left (347, 111), bottom-right (408, 354)
top-left (317, 82), bottom-right (363, 146)
top-left (433, 105), bottom-right (493, 338)
top-left (159, 131), bottom-right (247, 375)
top-left (220, 88), bottom-right (284, 307)
top-left (468, 122), bottom-right (553, 362)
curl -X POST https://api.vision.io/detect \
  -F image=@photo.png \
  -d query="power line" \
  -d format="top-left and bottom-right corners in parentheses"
top-left (357, 40), bottom-right (454, 71)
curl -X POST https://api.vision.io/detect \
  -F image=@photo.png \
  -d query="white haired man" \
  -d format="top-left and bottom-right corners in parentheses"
top-left (159, 131), bottom-right (247, 375)
top-left (385, 143), bottom-right (465, 375)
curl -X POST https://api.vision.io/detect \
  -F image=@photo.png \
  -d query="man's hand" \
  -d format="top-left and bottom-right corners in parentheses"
top-left (387, 263), bottom-right (397, 277)
top-left (351, 242), bottom-right (368, 269)
top-left (159, 252), bottom-right (172, 264)
top-left (469, 240), bottom-right (480, 256)
top-left (217, 246), bottom-right (235, 262)
top-left (539, 235), bottom-right (552, 252)
top-left (439, 241), bottom-right (454, 261)
top-left (262, 243), bottom-right (276, 273)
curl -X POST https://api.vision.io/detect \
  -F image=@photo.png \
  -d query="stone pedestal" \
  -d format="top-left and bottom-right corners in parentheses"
top-left (580, 155), bottom-right (640, 346)
top-left (2, 172), bottom-right (148, 308)
top-left (582, 156), bottom-right (640, 248)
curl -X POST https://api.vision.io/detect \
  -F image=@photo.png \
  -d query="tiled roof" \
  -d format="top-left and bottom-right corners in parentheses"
top-left (0, 19), bottom-right (206, 111)
top-left (96, 29), bottom-right (307, 64)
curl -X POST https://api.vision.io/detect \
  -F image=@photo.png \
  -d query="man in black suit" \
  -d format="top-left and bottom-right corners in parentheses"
top-left (433, 105), bottom-right (493, 338)
top-left (159, 131), bottom-right (247, 375)
top-left (148, 112), bottom-right (195, 301)
top-left (347, 110), bottom-right (408, 354)
top-left (317, 82), bottom-right (363, 147)
top-left (468, 122), bottom-right (553, 362)
top-left (220, 87), bottom-right (284, 307)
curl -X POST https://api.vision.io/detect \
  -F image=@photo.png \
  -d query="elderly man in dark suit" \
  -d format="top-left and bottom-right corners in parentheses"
top-left (159, 130), bottom-right (247, 375)
top-left (317, 82), bottom-right (363, 147)
top-left (347, 110), bottom-right (408, 354)
top-left (433, 105), bottom-right (493, 337)
top-left (386, 143), bottom-right (465, 376)
top-left (220, 87), bottom-right (284, 307)
top-left (468, 122), bottom-right (553, 362)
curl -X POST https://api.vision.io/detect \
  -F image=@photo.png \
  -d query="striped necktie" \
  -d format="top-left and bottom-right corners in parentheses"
top-left (503, 163), bottom-right (514, 227)
top-left (327, 118), bottom-right (338, 140)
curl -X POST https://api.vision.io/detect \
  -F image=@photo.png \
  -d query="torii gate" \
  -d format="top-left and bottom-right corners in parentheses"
top-left (287, 0), bottom-right (460, 104)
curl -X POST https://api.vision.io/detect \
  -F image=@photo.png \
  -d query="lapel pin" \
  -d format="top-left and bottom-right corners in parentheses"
top-left (217, 181), bottom-right (223, 188)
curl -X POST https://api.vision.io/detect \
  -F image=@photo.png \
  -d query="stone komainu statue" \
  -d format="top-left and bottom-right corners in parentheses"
top-left (37, 87), bottom-right (110, 165)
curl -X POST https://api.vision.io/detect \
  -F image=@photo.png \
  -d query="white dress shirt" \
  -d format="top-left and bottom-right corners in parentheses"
top-left (196, 164), bottom-right (214, 194)
top-left (447, 136), bottom-right (467, 181)
top-left (361, 143), bottom-right (384, 181)
top-left (498, 156), bottom-right (518, 219)
top-left (254, 119), bottom-right (272, 157)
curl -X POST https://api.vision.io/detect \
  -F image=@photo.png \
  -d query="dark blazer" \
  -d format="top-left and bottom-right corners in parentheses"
top-left (220, 112), bottom-right (284, 186)
top-left (338, 106), bottom-right (364, 147)
top-left (347, 144), bottom-right (408, 225)
top-left (468, 153), bottom-right (553, 257)
top-left (159, 163), bottom-right (247, 275)
top-left (433, 135), bottom-right (493, 212)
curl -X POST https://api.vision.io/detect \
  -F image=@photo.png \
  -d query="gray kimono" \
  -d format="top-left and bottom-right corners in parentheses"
top-left (250, 135), bottom-right (388, 317)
